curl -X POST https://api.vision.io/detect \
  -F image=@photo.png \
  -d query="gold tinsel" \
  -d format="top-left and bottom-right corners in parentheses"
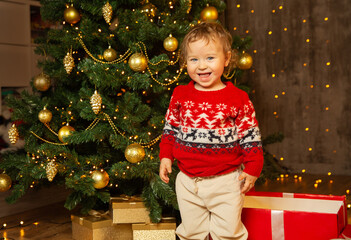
top-left (102, 2), bottom-right (113, 24)
top-left (8, 124), bottom-right (19, 144)
top-left (46, 160), bottom-right (58, 182)
top-left (63, 50), bottom-right (75, 74)
top-left (90, 90), bottom-right (102, 114)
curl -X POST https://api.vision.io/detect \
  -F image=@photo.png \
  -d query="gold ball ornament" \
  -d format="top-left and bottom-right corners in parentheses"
top-left (163, 34), bottom-right (179, 52)
top-left (200, 6), bottom-right (218, 22)
top-left (90, 90), bottom-right (102, 114)
top-left (64, 6), bottom-right (81, 24)
top-left (46, 160), bottom-right (58, 182)
top-left (125, 143), bottom-right (145, 163)
top-left (103, 46), bottom-right (117, 61)
top-left (128, 53), bottom-right (148, 72)
top-left (63, 51), bottom-right (75, 74)
top-left (0, 173), bottom-right (12, 192)
top-left (8, 124), bottom-right (19, 144)
top-left (237, 52), bottom-right (253, 70)
top-left (141, 1), bottom-right (157, 19)
top-left (33, 73), bottom-right (51, 91)
top-left (58, 125), bottom-right (75, 143)
top-left (38, 107), bottom-right (53, 123)
top-left (102, 2), bottom-right (113, 24)
top-left (91, 170), bottom-right (110, 189)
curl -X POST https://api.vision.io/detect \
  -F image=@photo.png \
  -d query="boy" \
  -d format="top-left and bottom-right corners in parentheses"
top-left (159, 22), bottom-right (264, 240)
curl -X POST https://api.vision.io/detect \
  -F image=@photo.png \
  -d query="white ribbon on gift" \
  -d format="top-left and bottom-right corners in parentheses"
top-left (271, 210), bottom-right (285, 240)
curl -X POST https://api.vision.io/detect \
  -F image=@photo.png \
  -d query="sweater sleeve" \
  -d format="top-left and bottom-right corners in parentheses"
top-left (159, 88), bottom-right (181, 162)
top-left (235, 93), bottom-right (264, 177)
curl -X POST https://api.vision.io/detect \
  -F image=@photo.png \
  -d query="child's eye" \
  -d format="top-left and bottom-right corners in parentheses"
top-left (189, 58), bottom-right (198, 62)
top-left (207, 57), bottom-right (215, 60)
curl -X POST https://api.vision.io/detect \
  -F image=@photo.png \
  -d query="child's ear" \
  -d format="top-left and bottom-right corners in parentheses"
top-left (225, 50), bottom-right (232, 67)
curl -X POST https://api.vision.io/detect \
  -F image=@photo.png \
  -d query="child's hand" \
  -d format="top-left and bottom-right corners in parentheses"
top-left (238, 172), bottom-right (258, 194)
top-left (159, 158), bottom-right (172, 183)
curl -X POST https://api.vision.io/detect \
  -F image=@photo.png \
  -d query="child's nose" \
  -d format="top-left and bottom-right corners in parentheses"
top-left (198, 60), bottom-right (207, 69)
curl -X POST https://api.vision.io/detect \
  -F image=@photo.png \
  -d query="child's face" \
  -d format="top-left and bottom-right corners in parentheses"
top-left (186, 37), bottom-right (231, 91)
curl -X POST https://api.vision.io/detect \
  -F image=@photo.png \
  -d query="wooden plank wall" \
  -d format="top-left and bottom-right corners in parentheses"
top-left (225, 0), bottom-right (351, 175)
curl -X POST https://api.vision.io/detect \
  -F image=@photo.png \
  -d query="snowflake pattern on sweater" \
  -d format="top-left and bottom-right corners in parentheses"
top-left (159, 81), bottom-right (264, 177)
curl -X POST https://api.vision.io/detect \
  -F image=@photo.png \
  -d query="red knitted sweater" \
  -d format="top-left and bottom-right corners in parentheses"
top-left (159, 81), bottom-right (264, 177)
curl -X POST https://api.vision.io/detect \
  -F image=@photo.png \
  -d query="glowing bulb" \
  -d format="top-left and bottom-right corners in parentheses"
top-left (324, 17), bottom-right (329, 21)
top-left (306, 39), bottom-right (310, 43)
top-left (328, 172), bottom-right (331, 176)
top-left (308, 148), bottom-right (312, 151)
top-left (302, 169), bottom-right (306, 173)
top-left (326, 62), bottom-right (331, 66)
top-left (305, 128), bottom-right (309, 131)
top-left (237, 4), bottom-right (240, 8)
top-left (268, 31), bottom-right (272, 35)
top-left (284, 27), bottom-right (288, 31)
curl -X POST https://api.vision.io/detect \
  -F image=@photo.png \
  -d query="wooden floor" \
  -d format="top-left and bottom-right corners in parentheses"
top-left (1, 173), bottom-right (350, 240)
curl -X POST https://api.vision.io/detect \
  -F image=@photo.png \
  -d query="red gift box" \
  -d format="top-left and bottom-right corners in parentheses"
top-left (242, 192), bottom-right (348, 240)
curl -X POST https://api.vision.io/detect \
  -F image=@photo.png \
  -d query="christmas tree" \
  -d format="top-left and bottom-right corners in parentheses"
top-left (0, 0), bottom-right (283, 222)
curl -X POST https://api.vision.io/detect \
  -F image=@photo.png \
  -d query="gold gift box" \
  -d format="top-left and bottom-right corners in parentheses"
top-left (109, 196), bottom-right (151, 224)
top-left (71, 214), bottom-right (132, 240)
top-left (132, 222), bottom-right (177, 240)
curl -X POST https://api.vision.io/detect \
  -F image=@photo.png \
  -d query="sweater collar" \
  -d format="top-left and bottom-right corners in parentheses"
top-left (189, 80), bottom-right (233, 93)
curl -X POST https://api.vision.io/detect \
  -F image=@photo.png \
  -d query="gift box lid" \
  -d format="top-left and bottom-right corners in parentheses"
top-left (110, 196), bottom-right (146, 209)
top-left (71, 214), bottom-right (112, 229)
top-left (132, 222), bottom-right (177, 231)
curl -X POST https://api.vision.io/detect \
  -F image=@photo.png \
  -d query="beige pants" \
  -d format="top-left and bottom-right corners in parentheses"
top-left (175, 170), bottom-right (248, 240)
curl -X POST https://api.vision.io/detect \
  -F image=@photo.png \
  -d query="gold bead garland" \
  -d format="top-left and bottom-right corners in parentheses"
top-left (32, 111), bottom-right (161, 148)
top-left (77, 37), bottom-right (183, 86)
top-left (77, 37), bottom-right (132, 64)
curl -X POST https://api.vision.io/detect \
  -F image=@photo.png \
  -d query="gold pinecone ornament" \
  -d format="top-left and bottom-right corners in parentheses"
top-left (63, 50), bottom-right (75, 74)
top-left (102, 2), bottom-right (113, 24)
top-left (90, 90), bottom-right (102, 114)
top-left (46, 160), bottom-right (58, 182)
top-left (8, 124), bottom-right (19, 144)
